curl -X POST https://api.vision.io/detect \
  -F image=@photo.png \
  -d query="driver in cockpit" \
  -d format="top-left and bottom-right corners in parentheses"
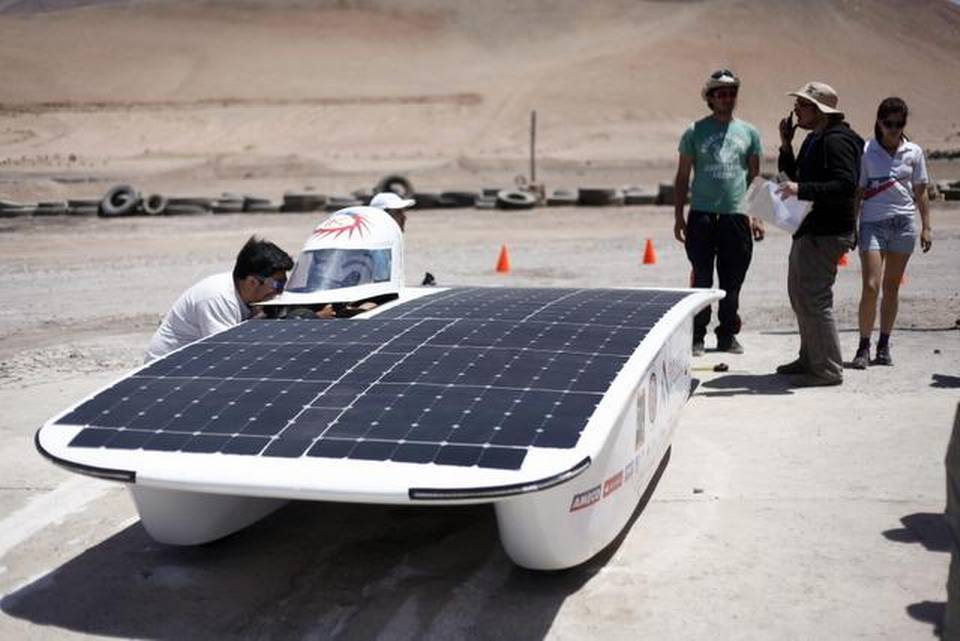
top-left (259, 199), bottom-right (409, 320)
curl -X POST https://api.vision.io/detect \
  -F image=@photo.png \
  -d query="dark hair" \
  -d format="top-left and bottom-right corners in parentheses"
top-left (874, 96), bottom-right (908, 141)
top-left (232, 236), bottom-right (293, 281)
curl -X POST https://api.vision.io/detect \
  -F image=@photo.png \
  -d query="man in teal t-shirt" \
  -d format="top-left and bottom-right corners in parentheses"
top-left (673, 69), bottom-right (764, 355)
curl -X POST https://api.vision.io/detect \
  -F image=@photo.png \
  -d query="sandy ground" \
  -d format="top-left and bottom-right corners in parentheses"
top-left (0, 204), bottom-right (958, 640)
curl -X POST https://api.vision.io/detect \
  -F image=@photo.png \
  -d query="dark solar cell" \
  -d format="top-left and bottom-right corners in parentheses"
top-left (142, 432), bottom-right (195, 452)
top-left (220, 436), bottom-right (270, 456)
top-left (56, 288), bottom-right (687, 473)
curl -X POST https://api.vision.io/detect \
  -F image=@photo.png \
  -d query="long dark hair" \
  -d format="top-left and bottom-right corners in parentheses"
top-left (874, 96), bottom-right (908, 142)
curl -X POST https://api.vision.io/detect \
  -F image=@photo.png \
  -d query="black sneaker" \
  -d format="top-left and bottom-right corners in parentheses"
top-left (850, 348), bottom-right (869, 370)
top-left (692, 340), bottom-right (705, 357)
top-left (716, 336), bottom-right (744, 354)
top-left (874, 345), bottom-right (893, 366)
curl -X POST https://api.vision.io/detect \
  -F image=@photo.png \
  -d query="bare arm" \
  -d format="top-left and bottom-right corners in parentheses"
top-left (852, 186), bottom-right (863, 249)
top-left (673, 154), bottom-right (693, 243)
top-left (914, 183), bottom-right (932, 252)
top-left (746, 154), bottom-right (764, 241)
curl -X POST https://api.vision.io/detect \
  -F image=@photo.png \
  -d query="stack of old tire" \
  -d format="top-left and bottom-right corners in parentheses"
top-left (0, 199), bottom-right (36, 217)
top-left (281, 192), bottom-right (327, 213)
top-left (941, 180), bottom-right (960, 201)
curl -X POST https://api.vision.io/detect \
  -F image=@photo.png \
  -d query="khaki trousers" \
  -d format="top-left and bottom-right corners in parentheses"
top-left (786, 233), bottom-right (854, 381)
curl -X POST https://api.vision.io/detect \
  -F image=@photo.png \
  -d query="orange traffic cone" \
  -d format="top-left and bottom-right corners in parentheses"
top-left (838, 252), bottom-right (848, 267)
top-left (495, 245), bottom-right (510, 273)
top-left (643, 238), bottom-right (657, 265)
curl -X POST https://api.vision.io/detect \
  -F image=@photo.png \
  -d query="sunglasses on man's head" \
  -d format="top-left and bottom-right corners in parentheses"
top-left (880, 119), bottom-right (906, 129)
top-left (711, 68), bottom-right (735, 79)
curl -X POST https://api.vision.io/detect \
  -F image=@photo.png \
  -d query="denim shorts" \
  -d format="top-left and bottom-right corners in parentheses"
top-left (859, 215), bottom-right (916, 254)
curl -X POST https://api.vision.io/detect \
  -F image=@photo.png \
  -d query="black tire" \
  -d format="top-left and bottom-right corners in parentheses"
top-left (142, 193), bottom-right (168, 216)
top-left (547, 189), bottom-right (578, 207)
top-left (656, 183), bottom-right (677, 205)
top-left (66, 198), bottom-right (100, 208)
top-left (409, 192), bottom-right (443, 209)
top-left (374, 174), bottom-right (414, 198)
top-left (34, 201), bottom-right (69, 216)
top-left (496, 189), bottom-right (536, 210)
top-left (577, 188), bottom-right (618, 206)
top-left (164, 204), bottom-right (208, 216)
top-left (99, 184), bottom-right (138, 217)
top-left (67, 206), bottom-right (99, 217)
top-left (0, 206), bottom-right (33, 218)
top-left (324, 197), bottom-right (362, 212)
top-left (244, 203), bottom-right (281, 214)
top-left (242, 196), bottom-right (271, 212)
top-left (440, 191), bottom-right (477, 208)
top-left (211, 199), bottom-right (244, 214)
top-left (282, 193), bottom-right (327, 213)
top-left (623, 188), bottom-right (656, 205)
top-left (0, 198), bottom-right (28, 210)
top-left (168, 197), bottom-right (213, 211)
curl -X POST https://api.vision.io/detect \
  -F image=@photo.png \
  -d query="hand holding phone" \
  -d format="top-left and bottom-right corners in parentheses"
top-left (779, 111), bottom-right (796, 146)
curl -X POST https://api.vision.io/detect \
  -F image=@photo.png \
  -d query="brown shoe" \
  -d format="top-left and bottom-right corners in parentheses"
top-left (790, 374), bottom-right (843, 388)
top-left (776, 359), bottom-right (808, 375)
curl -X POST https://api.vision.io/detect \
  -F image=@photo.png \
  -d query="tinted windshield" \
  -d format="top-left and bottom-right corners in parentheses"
top-left (286, 248), bottom-right (392, 293)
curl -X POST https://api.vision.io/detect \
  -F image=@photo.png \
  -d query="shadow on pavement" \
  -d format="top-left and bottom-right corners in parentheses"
top-left (2, 455), bottom-right (674, 640)
top-left (883, 512), bottom-right (951, 552)
top-left (884, 513), bottom-right (950, 636)
top-left (933, 374), bottom-right (960, 389)
top-left (907, 601), bottom-right (944, 637)
top-left (697, 373), bottom-right (794, 397)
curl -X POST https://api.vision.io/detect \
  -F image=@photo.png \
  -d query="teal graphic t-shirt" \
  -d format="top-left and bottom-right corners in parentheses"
top-left (678, 117), bottom-right (761, 214)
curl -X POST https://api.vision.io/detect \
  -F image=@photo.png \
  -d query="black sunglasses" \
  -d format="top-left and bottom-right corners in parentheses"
top-left (880, 119), bottom-right (906, 129)
top-left (711, 68), bottom-right (736, 79)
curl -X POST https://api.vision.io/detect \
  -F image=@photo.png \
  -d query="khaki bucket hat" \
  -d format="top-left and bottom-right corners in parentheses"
top-left (788, 81), bottom-right (843, 115)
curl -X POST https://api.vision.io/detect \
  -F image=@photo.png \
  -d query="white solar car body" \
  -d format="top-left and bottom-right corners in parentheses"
top-left (37, 284), bottom-right (721, 570)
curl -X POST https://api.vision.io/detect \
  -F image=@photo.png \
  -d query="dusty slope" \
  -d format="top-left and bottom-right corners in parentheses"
top-left (0, 0), bottom-right (958, 199)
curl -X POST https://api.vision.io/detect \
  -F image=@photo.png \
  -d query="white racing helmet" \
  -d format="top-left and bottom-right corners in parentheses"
top-left (262, 206), bottom-right (404, 306)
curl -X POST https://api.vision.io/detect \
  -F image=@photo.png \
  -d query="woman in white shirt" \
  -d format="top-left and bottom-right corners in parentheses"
top-left (852, 97), bottom-right (932, 369)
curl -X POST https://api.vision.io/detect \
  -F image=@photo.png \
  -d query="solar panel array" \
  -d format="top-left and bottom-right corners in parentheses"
top-left (57, 288), bottom-right (685, 471)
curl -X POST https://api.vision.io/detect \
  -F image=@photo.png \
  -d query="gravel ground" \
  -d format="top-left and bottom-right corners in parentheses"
top-left (0, 204), bottom-right (958, 640)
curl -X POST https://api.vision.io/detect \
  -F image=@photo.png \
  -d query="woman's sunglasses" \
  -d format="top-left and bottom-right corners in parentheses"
top-left (880, 119), bottom-right (906, 130)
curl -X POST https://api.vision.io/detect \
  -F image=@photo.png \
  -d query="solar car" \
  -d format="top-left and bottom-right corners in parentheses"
top-left (36, 206), bottom-right (722, 570)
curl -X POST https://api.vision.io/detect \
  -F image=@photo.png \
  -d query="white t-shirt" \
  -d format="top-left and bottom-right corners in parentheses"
top-left (859, 138), bottom-right (928, 222)
top-left (146, 272), bottom-right (250, 362)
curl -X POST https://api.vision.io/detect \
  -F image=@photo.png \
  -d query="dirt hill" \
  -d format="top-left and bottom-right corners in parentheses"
top-left (0, 0), bottom-right (958, 197)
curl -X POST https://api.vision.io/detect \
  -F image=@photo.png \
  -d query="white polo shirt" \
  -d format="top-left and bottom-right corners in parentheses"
top-left (146, 272), bottom-right (250, 362)
top-left (859, 138), bottom-right (928, 222)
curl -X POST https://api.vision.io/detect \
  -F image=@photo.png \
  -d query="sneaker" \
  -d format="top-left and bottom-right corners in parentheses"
top-left (850, 348), bottom-right (869, 370)
top-left (776, 359), bottom-right (808, 375)
top-left (692, 340), bottom-right (705, 357)
top-left (790, 374), bottom-right (843, 388)
top-left (874, 345), bottom-right (893, 366)
top-left (716, 336), bottom-right (744, 354)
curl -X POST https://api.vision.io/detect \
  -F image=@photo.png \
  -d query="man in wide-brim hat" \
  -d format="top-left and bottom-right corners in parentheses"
top-left (775, 81), bottom-right (863, 387)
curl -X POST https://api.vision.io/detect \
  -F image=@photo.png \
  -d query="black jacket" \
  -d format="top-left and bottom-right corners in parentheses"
top-left (778, 122), bottom-right (863, 238)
